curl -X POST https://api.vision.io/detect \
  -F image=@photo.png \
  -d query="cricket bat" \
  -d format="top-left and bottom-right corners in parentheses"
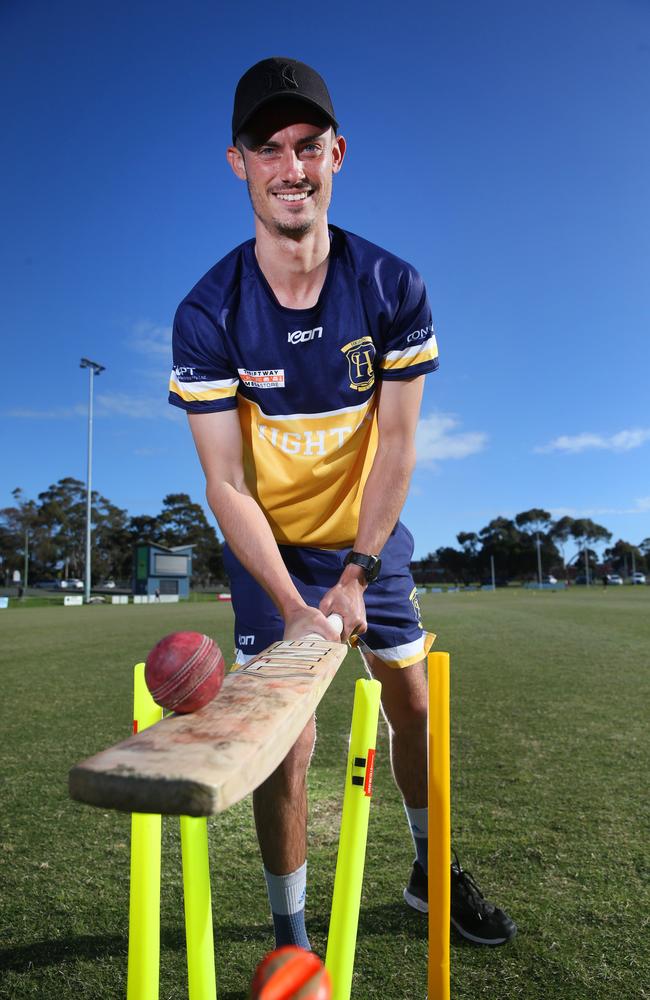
top-left (68, 615), bottom-right (347, 817)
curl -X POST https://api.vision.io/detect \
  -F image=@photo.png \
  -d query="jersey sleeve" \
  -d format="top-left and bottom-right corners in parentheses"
top-left (379, 267), bottom-right (439, 380)
top-left (168, 300), bottom-right (239, 413)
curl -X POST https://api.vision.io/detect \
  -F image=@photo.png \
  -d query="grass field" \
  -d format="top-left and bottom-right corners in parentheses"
top-left (1, 589), bottom-right (649, 999)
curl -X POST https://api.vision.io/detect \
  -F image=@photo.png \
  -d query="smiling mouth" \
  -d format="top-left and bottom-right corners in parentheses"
top-left (272, 190), bottom-right (312, 202)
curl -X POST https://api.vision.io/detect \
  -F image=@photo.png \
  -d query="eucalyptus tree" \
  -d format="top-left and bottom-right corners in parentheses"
top-left (550, 515), bottom-right (576, 576)
top-left (514, 509), bottom-right (556, 583)
top-left (571, 518), bottom-right (612, 582)
top-left (478, 517), bottom-right (527, 580)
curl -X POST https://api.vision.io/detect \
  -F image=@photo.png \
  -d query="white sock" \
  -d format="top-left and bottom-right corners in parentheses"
top-left (404, 805), bottom-right (428, 873)
top-left (263, 861), bottom-right (307, 915)
top-left (263, 862), bottom-right (310, 949)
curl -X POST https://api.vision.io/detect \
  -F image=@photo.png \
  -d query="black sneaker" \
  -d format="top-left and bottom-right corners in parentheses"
top-left (403, 855), bottom-right (517, 947)
top-left (450, 852), bottom-right (517, 946)
top-left (403, 859), bottom-right (428, 913)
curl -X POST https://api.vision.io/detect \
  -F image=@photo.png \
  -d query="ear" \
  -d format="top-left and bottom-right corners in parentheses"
top-left (331, 134), bottom-right (346, 174)
top-left (226, 145), bottom-right (247, 181)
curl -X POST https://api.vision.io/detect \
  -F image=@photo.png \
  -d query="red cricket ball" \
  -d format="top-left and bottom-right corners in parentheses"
top-left (250, 946), bottom-right (331, 1000)
top-left (144, 631), bottom-right (225, 713)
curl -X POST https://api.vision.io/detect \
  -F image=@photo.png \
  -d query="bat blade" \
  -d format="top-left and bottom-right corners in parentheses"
top-left (68, 635), bottom-right (348, 816)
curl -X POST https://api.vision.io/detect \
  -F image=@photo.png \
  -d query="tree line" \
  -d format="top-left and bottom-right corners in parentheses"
top-left (0, 478), bottom-right (224, 587)
top-left (2, 489), bottom-right (647, 590)
top-left (411, 508), bottom-right (650, 585)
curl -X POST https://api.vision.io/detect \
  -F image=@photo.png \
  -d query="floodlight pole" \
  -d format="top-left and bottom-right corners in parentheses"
top-left (80, 358), bottom-right (105, 603)
top-left (536, 533), bottom-right (543, 588)
top-left (23, 527), bottom-right (29, 592)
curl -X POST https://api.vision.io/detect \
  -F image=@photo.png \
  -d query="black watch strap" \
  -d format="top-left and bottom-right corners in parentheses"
top-left (344, 550), bottom-right (382, 583)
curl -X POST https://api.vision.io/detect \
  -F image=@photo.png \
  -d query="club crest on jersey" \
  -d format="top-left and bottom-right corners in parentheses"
top-left (341, 337), bottom-right (376, 392)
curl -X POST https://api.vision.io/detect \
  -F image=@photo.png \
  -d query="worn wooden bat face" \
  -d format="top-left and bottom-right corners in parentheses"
top-left (68, 634), bottom-right (348, 817)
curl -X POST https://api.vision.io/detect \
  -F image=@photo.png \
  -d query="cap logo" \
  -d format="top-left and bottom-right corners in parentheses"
top-left (265, 64), bottom-right (299, 92)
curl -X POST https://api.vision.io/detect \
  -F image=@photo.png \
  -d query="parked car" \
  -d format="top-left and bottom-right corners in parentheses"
top-left (574, 575), bottom-right (591, 585)
top-left (60, 578), bottom-right (84, 590)
top-left (630, 572), bottom-right (646, 585)
top-left (606, 574), bottom-right (624, 585)
top-left (542, 574), bottom-right (558, 584)
top-left (33, 580), bottom-right (59, 589)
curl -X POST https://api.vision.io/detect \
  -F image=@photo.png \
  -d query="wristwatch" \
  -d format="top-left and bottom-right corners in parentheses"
top-left (344, 550), bottom-right (382, 584)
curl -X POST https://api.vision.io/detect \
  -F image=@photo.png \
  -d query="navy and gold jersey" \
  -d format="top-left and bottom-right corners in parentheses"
top-left (169, 225), bottom-right (438, 548)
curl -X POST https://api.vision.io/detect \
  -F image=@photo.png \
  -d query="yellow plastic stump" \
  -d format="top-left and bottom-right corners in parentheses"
top-left (180, 815), bottom-right (217, 999)
top-left (428, 652), bottom-right (451, 1000)
top-left (325, 677), bottom-right (382, 1000)
top-left (126, 665), bottom-right (217, 1000)
top-left (127, 662), bottom-right (164, 1000)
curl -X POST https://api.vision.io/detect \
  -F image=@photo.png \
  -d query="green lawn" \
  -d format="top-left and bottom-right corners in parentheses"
top-left (0, 589), bottom-right (648, 998)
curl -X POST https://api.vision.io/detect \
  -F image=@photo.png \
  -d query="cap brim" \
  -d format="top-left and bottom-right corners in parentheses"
top-left (233, 93), bottom-right (338, 143)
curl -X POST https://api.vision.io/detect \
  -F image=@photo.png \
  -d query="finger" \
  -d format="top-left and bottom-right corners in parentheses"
top-left (303, 612), bottom-right (344, 641)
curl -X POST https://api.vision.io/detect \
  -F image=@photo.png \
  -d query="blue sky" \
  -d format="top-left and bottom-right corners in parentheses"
top-left (2, 0), bottom-right (649, 559)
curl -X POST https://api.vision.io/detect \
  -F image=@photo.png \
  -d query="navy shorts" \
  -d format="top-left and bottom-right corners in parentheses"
top-left (223, 521), bottom-right (434, 669)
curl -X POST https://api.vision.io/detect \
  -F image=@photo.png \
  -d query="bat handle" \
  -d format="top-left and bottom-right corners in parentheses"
top-left (304, 612), bottom-right (344, 641)
top-left (327, 612), bottom-right (344, 637)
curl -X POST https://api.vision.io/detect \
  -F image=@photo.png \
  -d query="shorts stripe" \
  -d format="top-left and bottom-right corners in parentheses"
top-left (359, 632), bottom-right (435, 669)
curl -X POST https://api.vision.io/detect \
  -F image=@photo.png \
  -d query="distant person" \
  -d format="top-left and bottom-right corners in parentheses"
top-left (169, 57), bottom-right (516, 949)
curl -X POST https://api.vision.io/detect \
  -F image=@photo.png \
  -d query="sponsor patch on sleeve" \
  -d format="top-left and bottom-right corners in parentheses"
top-left (238, 368), bottom-right (286, 389)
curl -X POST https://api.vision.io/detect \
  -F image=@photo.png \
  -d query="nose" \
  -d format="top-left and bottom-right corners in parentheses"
top-left (279, 148), bottom-right (305, 185)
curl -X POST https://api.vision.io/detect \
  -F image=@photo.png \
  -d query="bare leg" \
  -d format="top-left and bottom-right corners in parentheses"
top-left (252, 714), bottom-right (316, 874)
top-left (361, 651), bottom-right (428, 808)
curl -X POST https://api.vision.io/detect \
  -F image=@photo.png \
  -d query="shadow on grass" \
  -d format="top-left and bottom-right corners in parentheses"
top-left (1, 906), bottom-right (483, 980)
top-left (0, 919), bottom-right (276, 976)
top-left (0, 907), bottom-right (430, 1000)
top-left (308, 900), bottom-right (429, 940)
top-left (310, 902), bottom-right (496, 950)
top-left (0, 934), bottom-right (126, 973)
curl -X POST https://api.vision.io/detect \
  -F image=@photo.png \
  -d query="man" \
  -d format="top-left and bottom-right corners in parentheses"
top-left (169, 57), bottom-right (516, 949)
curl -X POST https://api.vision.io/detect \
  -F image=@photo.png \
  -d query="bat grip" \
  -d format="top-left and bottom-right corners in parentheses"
top-left (304, 612), bottom-right (344, 641)
top-left (327, 612), bottom-right (344, 637)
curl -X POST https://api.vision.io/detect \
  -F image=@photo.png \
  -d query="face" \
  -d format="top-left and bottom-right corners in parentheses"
top-left (227, 105), bottom-right (346, 239)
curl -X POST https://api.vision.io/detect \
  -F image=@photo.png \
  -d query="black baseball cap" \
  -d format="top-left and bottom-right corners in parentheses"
top-left (232, 57), bottom-right (338, 144)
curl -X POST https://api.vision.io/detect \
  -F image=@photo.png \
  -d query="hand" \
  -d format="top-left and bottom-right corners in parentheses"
top-left (319, 565), bottom-right (368, 641)
top-left (283, 606), bottom-right (342, 642)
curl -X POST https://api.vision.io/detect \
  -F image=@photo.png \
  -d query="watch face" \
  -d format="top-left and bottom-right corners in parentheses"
top-left (366, 556), bottom-right (381, 582)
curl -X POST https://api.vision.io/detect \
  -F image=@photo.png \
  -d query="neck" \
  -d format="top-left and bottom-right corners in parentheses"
top-left (254, 216), bottom-right (331, 309)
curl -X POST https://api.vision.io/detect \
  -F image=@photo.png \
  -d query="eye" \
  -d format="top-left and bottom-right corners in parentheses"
top-left (300, 143), bottom-right (322, 156)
